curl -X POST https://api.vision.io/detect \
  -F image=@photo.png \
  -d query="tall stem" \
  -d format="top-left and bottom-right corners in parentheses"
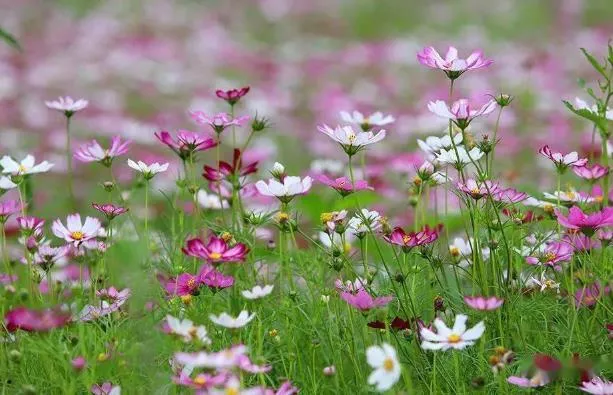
top-left (65, 115), bottom-right (75, 206)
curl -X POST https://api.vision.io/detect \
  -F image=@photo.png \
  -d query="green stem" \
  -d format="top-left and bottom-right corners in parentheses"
top-left (65, 115), bottom-right (75, 206)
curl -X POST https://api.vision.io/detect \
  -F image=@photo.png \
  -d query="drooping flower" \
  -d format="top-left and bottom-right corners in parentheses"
top-left (190, 111), bottom-right (249, 134)
top-left (74, 136), bottom-right (131, 166)
top-left (317, 174), bottom-right (372, 197)
top-left (44, 96), bottom-right (88, 116)
top-left (340, 289), bottom-right (393, 311)
top-left (4, 307), bottom-right (71, 332)
top-left (71, 356), bottom-right (86, 372)
top-left (155, 130), bottom-right (217, 160)
top-left (383, 225), bottom-right (440, 251)
top-left (435, 146), bottom-right (484, 167)
top-left (428, 99), bottom-right (497, 129)
top-left (127, 159), bottom-right (169, 180)
top-left (203, 149), bottom-right (258, 184)
top-left (579, 376), bottom-right (613, 394)
top-left (0, 155), bottom-right (54, 177)
top-left (573, 164), bottom-right (609, 182)
top-left (420, 314), bottom-right (485, 350)
top-left (555, 206), bottom-right (613, 236)
top-left (318, 124), bottom-right (386, 156)
top-left (457, 179), bottom-right (500, 200)
top-left (209, 311), bottom-right (255, 329)
top-left (92, 203), bottom-right (128, 221)
top-left (365, 343), bottom-right (401, 392)
top-left (52, 214), bottom-right (101, 246)
top-left (417, 46), bottom-right (493, 79)
top-left (242, 285), bottom-right (274, 300)
top-left (539, 145), bottom-right (588, 172)
top-left (164, 315), bottom-right (211, 344)
top-left (0, 200), bottom-right (23, 223)
top-left (255, 176), bottom-right (313, 203)
top-left (183, 236), bottom-right (249, 263)
top-left (463, 296), bottom-right (504, 311)
top-left (216, 86), bottom-right (250, 105)
top-left (340, 111), bottom-right (395, 130)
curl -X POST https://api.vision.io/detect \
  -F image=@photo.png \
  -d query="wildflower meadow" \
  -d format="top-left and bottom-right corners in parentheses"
top-left (1, 1), bottom-right (613, 394)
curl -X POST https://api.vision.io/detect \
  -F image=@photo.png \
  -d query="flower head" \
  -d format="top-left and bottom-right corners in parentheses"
top-left (318, 124), bottom-right (386, 156)
top-left (420, 314), bottom-right (485, 350)
top-left (463, 296), bottom-right (503, 311)
top-left (183, 236), bottom-right (249, 263)
top-left (155, 130), bottom-right (217, 160)
top-left (4, 306), bottom-right (71, 332)
top-left (366, 343), bottom-right (401, 392)
top-left (209, 311), bottom-right (255, 328)
top-left (555, 206), bottom-right (613, 236)
top-left (457, 179), bottom-right (500, 200)
top-left (417, 46), bottom-right (493, 79)
top-left (165, 315), bottom-right (211, 344)
top-left (383, 225), bottom-right (440, 252)
top-left (90, 382), bottom-right (121, 395)
top-left (52, 214), bottom-right (101, 246)
top-left (216, 86), bottom-right (250, 105)
top-left (573, 164), bottom-right (609, 181)
top-left (92, 203), bottom-right (128, 221)
top-left (16, 216), bottom-right (45, 237)
top-left (340, 289), bottom-right (393, 311)
top-left (255, 176), bottom-right (312, 203)
top-left (242, 285), bottom-right (274, 300)
top-left (203, 149), bottom-right (258, 184)
top-left (0, 155), bottom-right (54, 177)
top-left (74, 136), bottom-right (131, 166)
top-left (417, 133), bottom-right (463, 157)
top-left (539, 145), bottom-right (588, 173)
top-left (190, 111), bottom-right (249, 134)
top-left (317, 174), bottom-right (372, 197)
top-left (127, 159), bottom-right (169, 180)
top-left (435, 146), bottom-right (484, 168)
top-left (45, 96), bottom-right (88, 116)
top-left (347, 209), bottom-right (382, 237)
top-left (428, 99), bottom-right (497, 129)
top-left (340, 110), bottom-right (395, 130)
top-left (525, 241), bottom-right (573, 270)
top-left (579, 376), bottom-right (613, 394)
top-left (0, 200), bottom-right (23, 223)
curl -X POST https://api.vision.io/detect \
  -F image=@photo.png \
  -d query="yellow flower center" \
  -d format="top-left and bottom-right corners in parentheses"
top-left (187, 278), bottom-right (196, 288)
top-left (348, 133), bottom-right (356, 143)
top-left (18, 164), bottom-right (27, 173)
top-left (544, 252), bottom-right (556, 262)
top-left (343, 242), bottom-right (352, 254)
top-left (188, 326), bottom-right (197, 337)
top-left (71, 231), bottom-right (84, 240)
top-left (193, 376), bottom-right (206, 386)
top-left (449, 246), bottom-right (460, 257)
top-left (383, 357), bottom-right (395, 372)
top-left (595, 195), bottom-right (603, 203)
top-left (543, 280), bottom-right (556, 288)
top-left (543, 204), bottom-right (554, 214)
top-left (413, 176), bottom-right (422, 186)
top-left (447, 334), bottom-right (461, 343)
top-left (402, 235), bottom-right (412, 245)
top-left (209, 252), bottom-right (222, 260)
top-left (320, 212), bottom-right (334, 223)
top-left (470, 187), bottom-right (480, 195)
top-left (269, 329), bottom-right (278, 337)
top-left (221, 232), bottom-right (233, 242)
top-left (226, 389), bottom-right (239, 395)
top-left (277, 212), bottom-right (289, 222)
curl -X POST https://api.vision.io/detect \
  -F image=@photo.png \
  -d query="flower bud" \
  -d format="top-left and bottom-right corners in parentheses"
top-left (433, 295), bottom-right (445, 311)
top-left (9, 349), bottom-right (21, 363)
top-left (493, 93), bottom-right (514, 107)
top-left (71, 356), bottom-right (86, 372)
top-left (270, 162), bottom-right (285, 181)
top-left (251, 114), bottom-right (271, 132)
top-left (102, 181), bottom-right (115, 192)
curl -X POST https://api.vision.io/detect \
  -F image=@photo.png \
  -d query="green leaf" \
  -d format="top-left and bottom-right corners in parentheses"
top-left (580, 48), bottom-right (607, 80)
top-left (562, 100), bottom-right (607, 132)
top-left (0, 27), bottom-right (21, 51)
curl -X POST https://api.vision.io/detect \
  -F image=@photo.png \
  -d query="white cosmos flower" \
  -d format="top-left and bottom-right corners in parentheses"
top-left (574, 97), bottom-right (613, 120)
top-left (174, 344), bottom-right (248, 369)
top-left (340, 110), bottom-right (395, 127)
top-left (318, 124), bottom-right (386, 154)
top-left (44, 96), bottom-right (89, 114)
top-left (420, 314), bottom-right (485, 351)
top-left (165, 315), bottom-right (211, 344)
top-left (0, 155), bottom-right (54, 176)
top-left (543, 190), bottom-right (594, 204)
top-left (435, 146), bottom-right (484, 166)
top-left (241, 284), bottom-right (274, 300)
top-left (196, 189), bottom-right (228, 209)
top-left (0, 176), bottom-right (17, 190)
top-left (366, 343), bottom-right (401, 392)
top-left (255, 176), bottom-right (312, 202)
top-left (523, 197), bottom-right (559, 212)
top-left (449, 237), bottom-right (490, 267)
top-left (209, 311), bottom-right (255, 329)
top-left (347, 209), bottom-right (381, 237)
top-left (127, 159), bottom-right (169, 179)
top-left (417, 133), bottom-right (463, 156)
top-left (310, 159), bottom-right (344, 175)
top-left (319, 231), bottom-right (355, 253)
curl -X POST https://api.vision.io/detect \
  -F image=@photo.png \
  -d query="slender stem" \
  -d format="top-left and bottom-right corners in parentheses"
top-left (1, 224), bottom-right (9, 275)
top-left (215, 135), bottom-right (227, 225)
top-left (144, 181), bottom-right (149, 251)
top-left (65, 115), bottom-right (75, 206)
top-left (489, 107), bottom-right (504, 177)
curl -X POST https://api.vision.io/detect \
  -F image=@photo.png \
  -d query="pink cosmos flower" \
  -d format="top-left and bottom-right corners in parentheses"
top-left (318, 124), bottom-right (386, 156)
top-left (45, 96), bottom-right (88, 116)
top-left (555, 206), bottom-right (613, 236)
top-left (428, 98), bottom-right (497, 129)
top-left (33, 245), bottom-right (68, 271)
top-left (203, 149), bottom-right (258, 183)
top-left (463, 296), bottom-right (504, 311)
top-left (457, 179), bottom-right (500, 200)
top-left (267, 381), bottom-right (300, 395)
top-left (190, 111), bottom-right (249, 134)
top-left (4, 306), bottom-right (71, 332)
top-left (174, 344), bottom-right (267, 372)
top-left (525, 241), bottom-right (573, 270)
top-left (493, 188), bottom-right (529, 204)
top-left (96, 287), bottom-right (131, 304)
top-left (164, 273), bottom-right (201, 296)
top-left (340, 289), bottom-right (393, 311)
top-left (79, 289), bottom-right (131, 322)
top-left (383, 225), bottom-right (441, 251)
top-left (71, 356), bottom-right (86, 372)
top-left (52, 214), bottom-right (101, 246)
top-left (0, 273), bottom-right (17, 284)
top-left (417, 46), bottom-right (493, 79)
top-left (216, 86), bottom-right (250, 105)
top-left (317, 174), bottom-right (372, 197)
top-left (183, 236), bottom-right (249, 263)
top-left (155, 130), bottom-right (217, 160)
top-left (173, 371), bottom-right (229, 391)
top-left (91, 382), bottom-right (120, 395)
top-left (579, 376), bottom-right (613, 394)
top-left (0, 200), bottom-right (23, 223)
top-left (573, 164), bottom-right (609, 181)
top-left (574, 283), bottom-right (609, 308)
top-left (16, 216), bottom-right (45, 237)
top-left (539, 145), bottom-right (588, 172)
top-left (199, 265), bottom-right (235, 290)
top-left (92, 203), bottom-right (128, 220)
top-left (74, 136), bottom-right (131, 166)
top-left (335, 277), bottom-right (368, 293)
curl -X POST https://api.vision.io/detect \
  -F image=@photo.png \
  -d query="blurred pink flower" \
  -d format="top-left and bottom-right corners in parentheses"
top-left (4, 306), bottom-right (71, 332)
top-left (216, 86), bottom-right (250, 105)
top-left (92, 203), bottom-right (128, 220)
top-left (190, 111), bottom-right (249, 134)
top-left (0, 200), bottom-right (23, 223)
top-left (45, 96), bottom-right (88, 116)
top-left (155, 130), bottom-right (217, 160)
top-left (539, 145), bottom-right (587, 172)
top-left (317, 174), bottom-right (372, 197)
top-left (463, 296), bottom-right (504, 311)
top-left (428, 98), bottom-right (496, 129)
top-left (417, 46), bottom-right (493, 79)
top-left (183, 236), bottom-right (249, 264)
top-left (74, 136), bottom-right (131, 166)
top-left (340, 289), bottom-right (393, 311)
top-left (573, 164), bottom-right (609, 181)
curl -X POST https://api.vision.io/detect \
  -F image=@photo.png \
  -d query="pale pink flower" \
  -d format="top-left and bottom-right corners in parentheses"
top-left (45, 96), bottom-right (88, 116)
top-left (52, 214), bottom-right (101, 246)
top-left (417, 46), bottom-right (493, 79)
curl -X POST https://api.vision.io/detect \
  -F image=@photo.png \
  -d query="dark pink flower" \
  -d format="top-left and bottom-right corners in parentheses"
top-left (383, 225), bottom-right (441, 251)
top-left (92, 203), bottom-right (128, 220)
top-left (203, 149), bottom-right (258, 184)
top-left (573, 164), bottom-right (609, 181)
top-left (71, 356), bottom-right (87, 371)
top-left (155, 129), bottom-right (217, 160)
top-left (198, 264), bottom-right (234, 290)
top-left (182, 236), bottom-right (249, 263)
top-left (4, 306), bottom-right (71, 332)
top-left (539, 145), bottom-right (587, 172)
top-left (0, 200), bottom-right (23, 223)
top-left (340, 289), bottom-right (393, 311)
top-left (417, 46), bottom-right (492, 79)
top-left (164, 273), bottom-right (201, 296)
top-left (216, 86), bottom-right (250, 105)
top-left (463, 296), bottom-right (504, 311)
top-left (555, 206), bottom-right (613, 236)
top-left (317, 174), bottom-right (373, 197)
top-left (96, 287), bottom-right (131, 304)
top-left (457, 179), bottom-right (499, 200)
top-left (525, 241), bottom-right (573, 270)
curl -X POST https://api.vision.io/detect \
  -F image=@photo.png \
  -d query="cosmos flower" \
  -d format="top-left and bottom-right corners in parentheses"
top-left (417, 46), bottom-right (493, 79)
top-left (525, 241), bottom-right (573, 270)
top-left (32, 245), bottom-right (68, 271)
top-left (92, 203), bottom-right (128, 220)
top-left (579, 376), bottom-right (613, 394)
top-left (528, 271), bottom-right (561, 293)
top-left (457, 179), bottom-right (500, 200)
top-left (572, 97), bottom-right (613, 120)
top-left (543, 189), bottom-right (593, 205)
top-left (183, 236), bottom-right (249, 263)
top-left (90, 382), bottom-right (121, 395)
top-left (52, 214), bottom-right (101, 246)
top-left (417, 133), bottom-right (463, 156)
top-left (366, 343), bottom-right (401, 392)
top-left (44, 96), bottom-right (88, 116)
top-left (340, 111), bottom-right (395, 129)
top-left (96, 287), bottom-right (131, 304)
top-left (242, 285), bottom-right (274, 300)
top-left (574, 283), bottom-right (608, 308)
top-left (555, 206), bottom-right (613, 236)
top-left (420, 314), bottom-right (485, 351)
top-left (449, 237), bottom-right (490, 266)
top-left (347, 209), bottom-right (382, 237)
top-left (175, 344), bottom-right (261, 371)
top-left (255, 176), bottom-right (313, 203)
top-left (0, 200), bottom-right (23, 223)
top-left (196, 189), bottom-right (229, 209)
top-left (163, 273), bottom-right (201, 296)
top-left (165, 315), bottom-right (211, 344)
top-left (155, 130), bottom-right (217, 160)
top-left (0, 176), bottom-right (17, 190)
top-left (317, 175), bottom-right (372, 197)
top-left (435, 146), bottom-right (484, 167)
top-left (209, 311), bottom-right (255, 328)
top-left (428, 99), bottom-right (497, 129)
top-left (203, 149), bottom-right (258, 183)
top-left (199, 265), bottom-right (235, 290)
top-left (340, 289), bottom-right (393, 311)
top-left (492, 188), bottom-right (529, 204)
top-left (127, 159), bottom-right (169, 179)
top-left (539, 145), bottom-right (588, 172)
top-left (74, 136), bottom-right (131, 166)
top-left (383, 225), bottom-right (440, 251)
top-left (4, 307), bottom-right (71, 332)
top-left (507, 354), bottom-right (561, 389)
top-left (16, 216), bottom-right (45, 237)
top-left (190, 111), bottom-right (249, 134)
top-left (573, 164), bottom-right (609, 181)
top-left (463, 296), bottom-right (504, 311)
top-left (318, 124), bottom-right (386, 156)
top-left (216, 86), bottom-right (250, 105)
top-left (0, 155), bottom-right (54, 176)
top-left (71, 356), bottom-right (86, 372)
top-left (335, 277), bottom-right (368, 293)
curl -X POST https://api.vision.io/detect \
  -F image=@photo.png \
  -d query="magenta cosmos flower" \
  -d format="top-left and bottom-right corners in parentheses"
top-left (0, 199), bottom-right (23, 223)
top-left (539, 145), bottom-right (587, 173)
top-left (574, 283), bottom-right (609, 308)
top-left (190, 111), bottom-right (249, 135)
top-left (457, 179), bottom-right (500, 200)
top-left (555, 206), bottom-right (613, 236)
top-left (92, 203), bottom-right (129, 220)
top-left (317, 174), bottom-right (373, 197)
top-left (340, 289), bottom-right (393, 311)
top-left (216, 86), bottom-right (250, 105)
top-left (183, 236), bottom-right (249, 263)
top-left (526, 241), bottom-right (573, 270)
top-left (203, 149), bottom-right (258, 184)
top-left (52, 213), bottom-right (101, 246)
top-left (199, 265), bottom-right (235, 290)
top-left (45, 96), bottom-right (88, 116)
top-left (4, 306), bottom-right (71, 332)
top-left (74, 136), bottom-right (131, 167)
top-left (463, 296), bottom-right (504, 311)
top-left (155, 130), bottom-right (217, 160)
top-left (573, 164), bottom-right (609, 182)
top-left (428, 98), bottom-right (497, 130)
top-left (163, 273), bottom-right (201, 296)
top-left (383, 225), bottom-right (441, 252)
top-left (417, 46), bottom-right (493, 79)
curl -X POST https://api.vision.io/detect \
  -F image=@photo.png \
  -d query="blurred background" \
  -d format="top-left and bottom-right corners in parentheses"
top-left (1, 0), bottom-right (612, 214)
